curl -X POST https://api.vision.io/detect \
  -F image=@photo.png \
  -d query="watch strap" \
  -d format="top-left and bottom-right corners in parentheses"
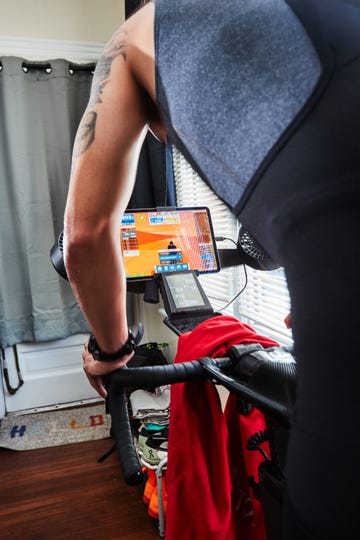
top-left (88, 330), bottom-right (136, 362)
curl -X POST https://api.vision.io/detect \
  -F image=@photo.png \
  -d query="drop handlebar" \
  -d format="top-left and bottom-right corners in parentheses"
top-left (106, 344), bottom-right (296, 486)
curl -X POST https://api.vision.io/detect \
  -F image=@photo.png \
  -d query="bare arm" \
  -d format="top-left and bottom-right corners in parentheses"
top-left (64, 7), bottom-right (158, 395)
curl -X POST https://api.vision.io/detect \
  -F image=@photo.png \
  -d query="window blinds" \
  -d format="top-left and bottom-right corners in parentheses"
top-left (172, 147), bottom-right (293, 345)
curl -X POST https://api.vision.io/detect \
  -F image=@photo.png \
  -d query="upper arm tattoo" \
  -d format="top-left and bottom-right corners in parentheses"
top-left (73, 111), bottom-right (97, 159)
top-left (73, 27), bottom-right (128, 158)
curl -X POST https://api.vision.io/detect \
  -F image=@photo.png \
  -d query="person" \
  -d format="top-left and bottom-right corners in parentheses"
top-left (63, 0), bottom-right (360, 538)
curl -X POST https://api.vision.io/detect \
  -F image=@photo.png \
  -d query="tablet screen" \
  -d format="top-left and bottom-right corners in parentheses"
top-left (120, 207), bottom-right (220, 280)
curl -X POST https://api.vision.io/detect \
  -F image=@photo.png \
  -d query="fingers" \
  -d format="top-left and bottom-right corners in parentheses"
top-left (84, 369), bottom-right (108, 399)
top-left (82, 341), bottom-right (135, 399)
top-left (82, 343), bottom-right (107, 398)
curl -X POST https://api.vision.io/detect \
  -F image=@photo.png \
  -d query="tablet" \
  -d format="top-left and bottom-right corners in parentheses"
top-left (120, 207), bottom-right (220, 280)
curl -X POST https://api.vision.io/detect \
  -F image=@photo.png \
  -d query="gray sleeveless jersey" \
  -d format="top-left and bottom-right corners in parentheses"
top-left (154, 0), bottom-right (321, 213)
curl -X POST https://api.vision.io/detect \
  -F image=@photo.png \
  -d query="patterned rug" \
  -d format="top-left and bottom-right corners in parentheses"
top-left (0, 403), bottom-right (112, 451)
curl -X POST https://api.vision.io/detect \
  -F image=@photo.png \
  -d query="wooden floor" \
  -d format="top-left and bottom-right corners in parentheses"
top-left (0, 438), bottom-right (161, 540)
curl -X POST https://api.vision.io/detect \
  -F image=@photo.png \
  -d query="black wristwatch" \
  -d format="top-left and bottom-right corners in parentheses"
top-left (88, 330), bottom-right (136, 362)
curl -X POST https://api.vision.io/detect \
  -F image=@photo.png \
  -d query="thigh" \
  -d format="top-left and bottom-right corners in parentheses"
top-left (280, 198), bottom-right (360, 539)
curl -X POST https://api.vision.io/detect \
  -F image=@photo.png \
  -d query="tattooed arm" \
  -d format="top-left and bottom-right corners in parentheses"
top-left (63, 4), bottom-right (161, 396)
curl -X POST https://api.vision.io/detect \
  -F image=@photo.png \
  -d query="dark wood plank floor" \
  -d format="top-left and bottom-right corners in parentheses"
top-left (0, 438), bottom-right (161, 540)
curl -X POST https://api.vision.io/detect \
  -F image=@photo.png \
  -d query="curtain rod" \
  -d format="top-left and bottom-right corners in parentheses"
top-left (69, 62), bottom-right (96, 73)
top-left (22, 61), bottom-right (52, 72)
top-left (0, 60), bottom-right (96, 74)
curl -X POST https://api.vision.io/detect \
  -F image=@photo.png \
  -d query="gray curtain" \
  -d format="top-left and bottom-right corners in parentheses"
top-left (0, 56), bottom-right (92, 348)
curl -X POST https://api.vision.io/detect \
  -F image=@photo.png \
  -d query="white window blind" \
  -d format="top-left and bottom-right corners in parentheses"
top-left (235, 268), bottom-right (292, 345)
top-left (172, 147), bottom-right (293, 346)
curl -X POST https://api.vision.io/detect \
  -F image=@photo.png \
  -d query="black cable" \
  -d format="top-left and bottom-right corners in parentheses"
top-left (215, 235), bottom-right (248, 310)
top-left (1, 346), bottom-right (24, 395)
top-left (215, 235), bottom-right (237, 246)
top-left (97, 444), bottom-right (116, 463)
top-left (218, 264), bottom-right (248, 312)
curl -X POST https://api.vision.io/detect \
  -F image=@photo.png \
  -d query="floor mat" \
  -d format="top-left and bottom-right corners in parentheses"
top-left (0, 403), bottom-right (112, 450)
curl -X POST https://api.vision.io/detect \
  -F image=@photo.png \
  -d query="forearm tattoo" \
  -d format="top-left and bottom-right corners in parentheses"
top-left (72, 27), bottom-right (127, 158)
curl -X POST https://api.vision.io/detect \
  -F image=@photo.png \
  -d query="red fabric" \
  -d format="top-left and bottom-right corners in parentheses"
top-left (225, 396), bottom-right (270, 540)
top-left (165, 315), bottom-right (278, 540)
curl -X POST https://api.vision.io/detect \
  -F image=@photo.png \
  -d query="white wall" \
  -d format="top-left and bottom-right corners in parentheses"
top-left (0, 0), bottom-right (124, 43)
top-left (0, 1), bottom-right (125, 62)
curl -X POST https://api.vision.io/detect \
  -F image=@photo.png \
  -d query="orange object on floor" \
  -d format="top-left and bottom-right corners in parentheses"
top-left (148, 472), bottom-right (167, 519)
top-left (142, 468), bottom-right (157, 505)
top-left (142, 467), bottom-right (168, 520)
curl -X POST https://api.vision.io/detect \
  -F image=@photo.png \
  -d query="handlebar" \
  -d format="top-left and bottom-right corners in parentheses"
top-left (106, 344), bottom-right (296, 485)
